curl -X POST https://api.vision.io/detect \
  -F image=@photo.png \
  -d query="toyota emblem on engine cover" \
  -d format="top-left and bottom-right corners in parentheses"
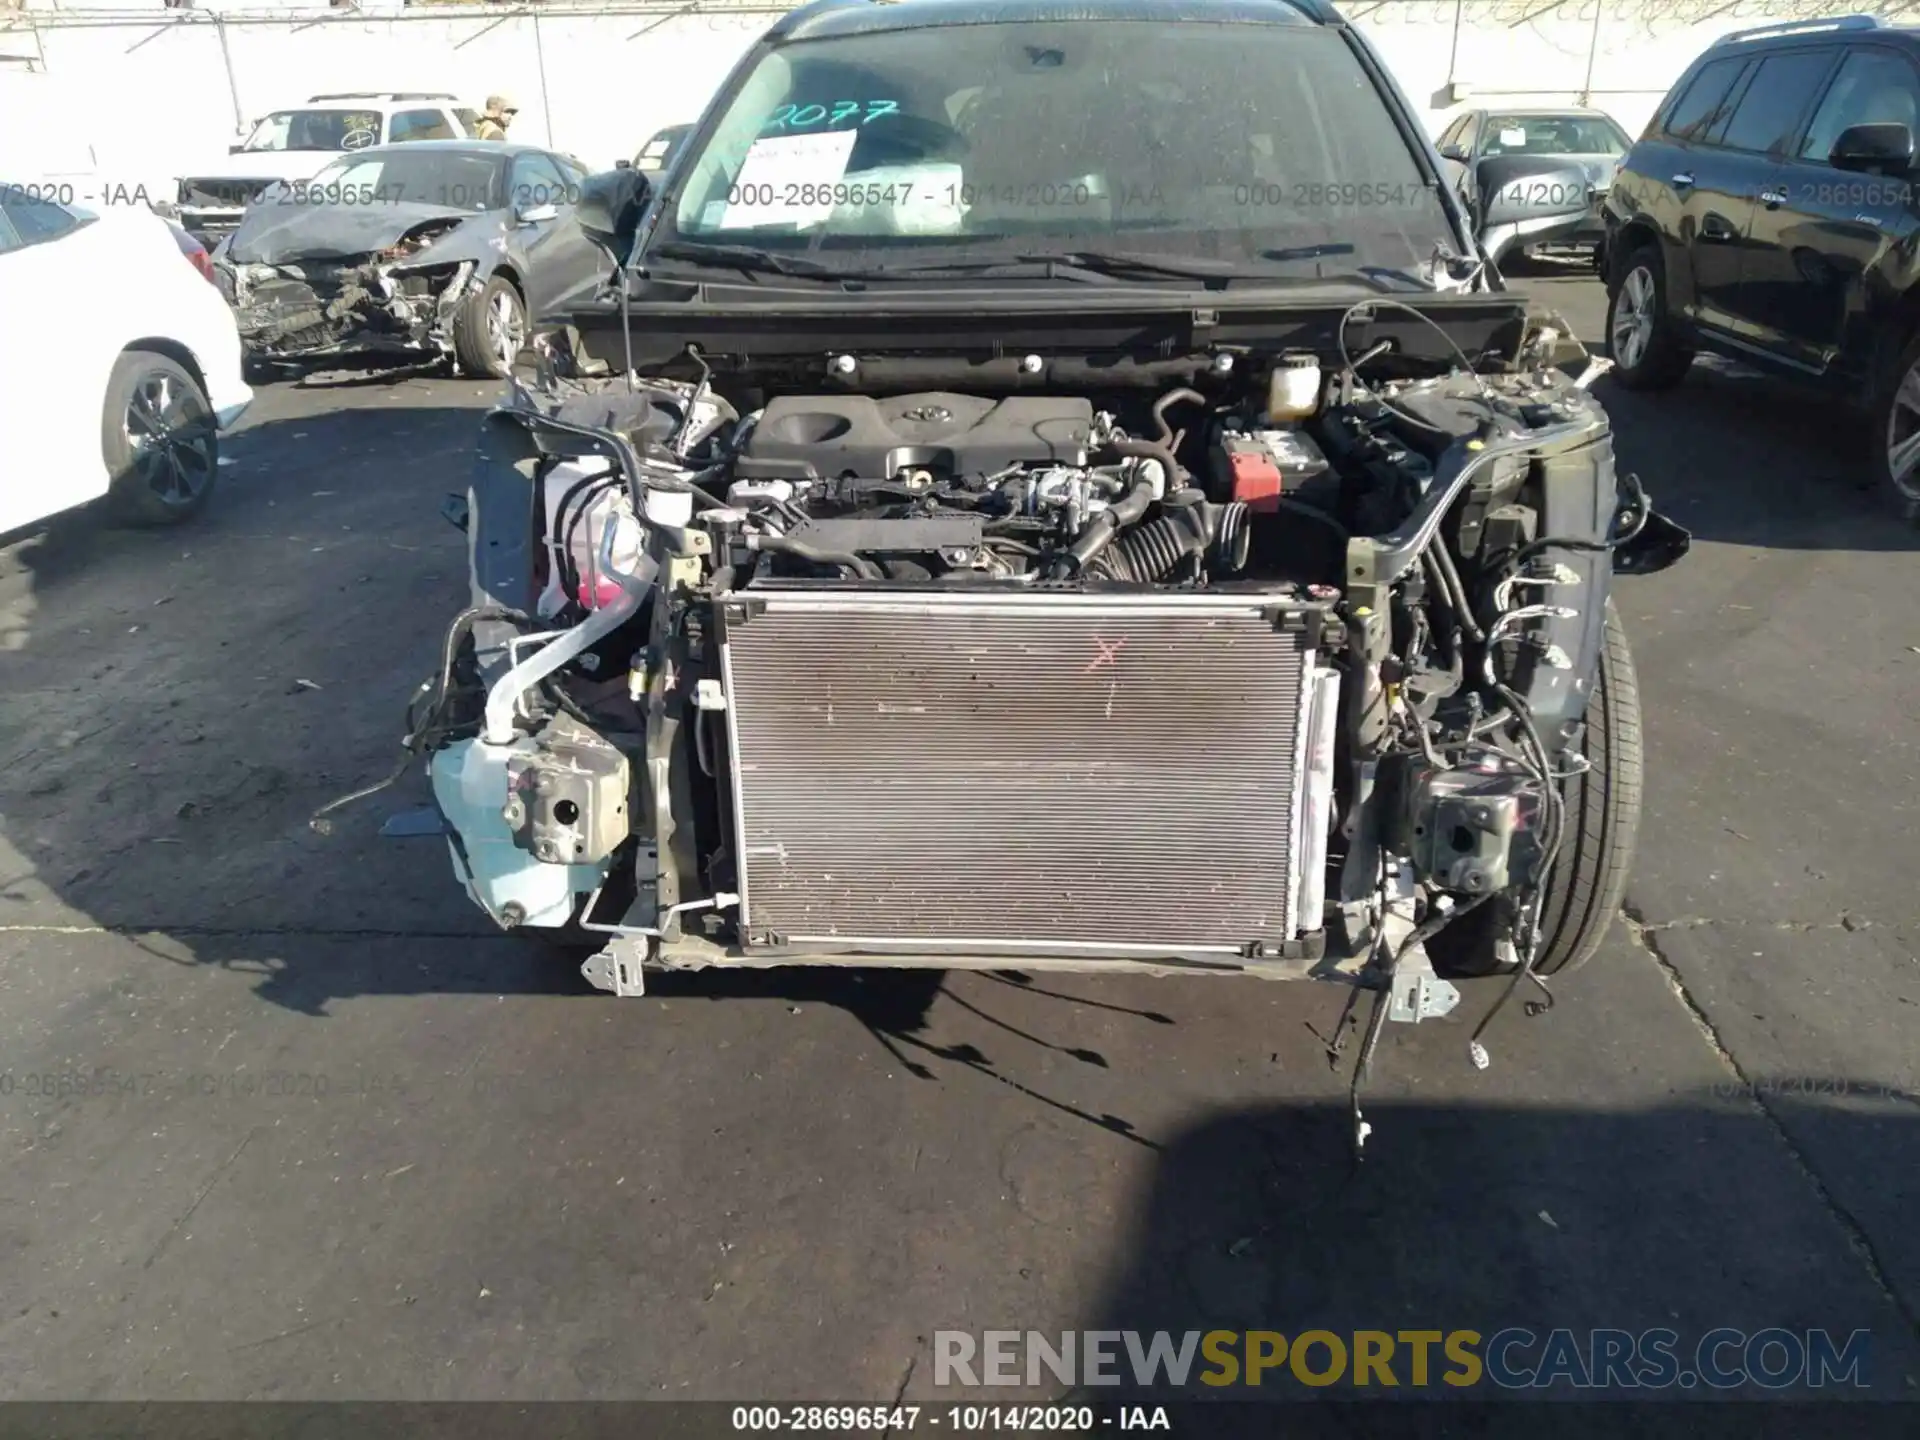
top-left (904, 404), bottom-right (951, 422)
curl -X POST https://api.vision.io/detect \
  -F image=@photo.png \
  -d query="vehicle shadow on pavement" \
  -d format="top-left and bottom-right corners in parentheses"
top-left (1068, 1089), bottom-right (1920, 1408)
top-left (1560, 360), bottom-right (1915, 557)
top-left (0, 401), bottom-right (494, 964)
top-left (167, 923), bottom-right (1167, 1142)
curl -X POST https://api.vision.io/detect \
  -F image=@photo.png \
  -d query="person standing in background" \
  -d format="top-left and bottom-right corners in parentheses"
top-left (476, 95), bottom-right (517, 141)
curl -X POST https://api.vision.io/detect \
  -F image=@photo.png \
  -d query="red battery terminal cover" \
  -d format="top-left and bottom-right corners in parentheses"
top-left (1223, 436), bottom-right (1286, 511)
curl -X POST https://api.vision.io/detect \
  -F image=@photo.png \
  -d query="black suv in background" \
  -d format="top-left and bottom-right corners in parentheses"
top-left (1602, 14), bottom-right (1920, 512)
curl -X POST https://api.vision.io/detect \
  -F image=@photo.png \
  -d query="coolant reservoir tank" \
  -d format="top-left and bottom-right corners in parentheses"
top-left (1267, 352), bottom-right (1322, 422)
top-left (642, 487), bottom-right (694, 527)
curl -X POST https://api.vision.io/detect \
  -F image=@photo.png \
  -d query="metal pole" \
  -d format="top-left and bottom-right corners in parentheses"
top-left (213, 15), bottom-right (244, 131)
top-left (1579, 0), bottom-right (1603, 106)
top-left (532, 9), bottom-right (555, 148)
top-left (1447, 0), bottom-right (1465, 84)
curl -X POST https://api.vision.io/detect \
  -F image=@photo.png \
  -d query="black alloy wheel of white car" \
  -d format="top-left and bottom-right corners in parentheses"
top-left (1427, 599), bottom-right (1645, 979)
top-left (455, 274), bottom-right (527, 380)
top-left (102, 350), bottom-right (220, 526)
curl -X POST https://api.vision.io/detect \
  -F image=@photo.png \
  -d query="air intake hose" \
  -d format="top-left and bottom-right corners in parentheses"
top-left (1057, 439), bottom-right (1184, 576)
top-left (1089, 497), bottom-right (1251, 583)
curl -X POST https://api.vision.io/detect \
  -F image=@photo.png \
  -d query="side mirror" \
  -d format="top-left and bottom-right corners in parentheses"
top-left (575, 166), bottom-right (651, 259)
top-left (1438, 141), bottom-right (1470, 163)
top-left (1477, 158), bottom-right (1592, 229)
top-left (1829, 121), bottom-right (1914, 176)
top-left (516, 202), bottom-right (560, 225)
top-left (229, 143), bottom-right (246, 155)
top-left (613, 157), bottom-right (632, 169)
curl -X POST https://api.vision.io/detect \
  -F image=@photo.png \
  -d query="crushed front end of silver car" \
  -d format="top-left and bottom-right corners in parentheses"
top-left (219, 223), bottom-right (481, 363)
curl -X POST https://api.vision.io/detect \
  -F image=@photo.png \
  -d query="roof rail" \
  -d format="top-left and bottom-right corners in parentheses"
top-left (307, 91), bottom-right (458, 101)
top-left (1711, 14), bottom-right (1881, 46)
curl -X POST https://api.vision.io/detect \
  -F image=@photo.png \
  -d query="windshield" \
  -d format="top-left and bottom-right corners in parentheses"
top-left (305, 150), bottom-right (505, 211)
top-left (1482, 115), bottom-right (1629, 157)
top-left (660, 20), bottom-right (1452, 274)
top-left (241, 109), bottom-right (384, 153)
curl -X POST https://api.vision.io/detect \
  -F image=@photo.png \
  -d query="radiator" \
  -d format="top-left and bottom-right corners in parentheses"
top-left (718, 588), bottom-right (1324, 960)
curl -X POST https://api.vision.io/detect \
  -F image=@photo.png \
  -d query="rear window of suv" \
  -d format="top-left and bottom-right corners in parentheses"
top-left (1661, 55), bottom-right (1746, 141)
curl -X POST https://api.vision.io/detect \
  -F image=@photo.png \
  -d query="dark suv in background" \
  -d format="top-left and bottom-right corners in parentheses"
top-left (1602, 14), bottom-right (1920, 512)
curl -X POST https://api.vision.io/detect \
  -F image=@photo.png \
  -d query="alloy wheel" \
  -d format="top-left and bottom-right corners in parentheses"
top-left (488, 289), bottom-right (526, 372)
top-left (123, 370), bottom-right (215, 509)
top-left (1883, 360), bottom-right (1920, 503)
top-left (1611, 265), bottom-right (1655, 371)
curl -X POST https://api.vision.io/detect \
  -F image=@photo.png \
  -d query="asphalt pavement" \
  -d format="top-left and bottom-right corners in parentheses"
top-left (0, 273), bottom-right (1915, 1407)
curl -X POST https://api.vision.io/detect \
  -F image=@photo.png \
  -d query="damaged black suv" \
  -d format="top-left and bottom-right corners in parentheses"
top-left (343, 0), bottom-right (1687, 1096)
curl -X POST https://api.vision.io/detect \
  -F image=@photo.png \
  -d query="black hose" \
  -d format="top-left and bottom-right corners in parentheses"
top-left (752, 532), bottom-right (883, 580)
top-left (1090, 501), bottom-right (1250, 583)
top-left (1103, 436), bottom-right (1185, 490)
top-left (1150, 386), bottom-right (1207, 448)
top-left (1094, 512), bottom-right (1191, 583)
top-left (1061, 471), bottom-right (1157, 574)
top-left (1214, 501), bottom-right (1251, 572)
top-left (1428, 537), bottom-right (1485, 643)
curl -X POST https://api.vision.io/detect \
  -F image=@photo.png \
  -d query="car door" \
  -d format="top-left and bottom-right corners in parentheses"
top-left (1621, 53), bottom-right (1752, 329)
top-left (508, 151), bottom-right (602, 316)
top-left (1685, 45), bottom-right (1843, 347)
top-left (1743, 44), bottom-right (1920, 380)
top-left (0, 198), bottom-right (112, 533)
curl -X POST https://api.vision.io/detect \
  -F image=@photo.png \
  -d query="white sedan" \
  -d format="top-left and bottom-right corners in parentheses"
top-left (0, 189), bottom-right (252, 535)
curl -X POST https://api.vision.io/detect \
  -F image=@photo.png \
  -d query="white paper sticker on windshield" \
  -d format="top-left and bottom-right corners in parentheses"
top-left (718, 129), bottom-right (859, 230)
top-left (1498, 127), bottom-right (1527, 147)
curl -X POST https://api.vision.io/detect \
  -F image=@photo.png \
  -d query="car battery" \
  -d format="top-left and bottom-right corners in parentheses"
top-left (1211, 427), bottom-right (1332, 511)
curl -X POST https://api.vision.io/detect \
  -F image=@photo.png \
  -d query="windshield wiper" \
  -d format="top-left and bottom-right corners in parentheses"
top-left (1262, 243), bottom-right (1357, 263)
top-left (869, 249), bottom-right (1243, 283)
top-left (1251, 246), bottom-right (1441, 293)
top-left (648, 241), bottom-right (853, 281)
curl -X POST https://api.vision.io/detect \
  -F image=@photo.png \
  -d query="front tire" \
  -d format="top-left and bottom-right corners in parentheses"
top-left (101, 350), bottom-right (219, 527)
top-left (1430, 599), bottom-right (1644, 979)
top-left (1605, 244), bottom-right (1694, 390)
top-left (453, 274), bottom-right (526, 380)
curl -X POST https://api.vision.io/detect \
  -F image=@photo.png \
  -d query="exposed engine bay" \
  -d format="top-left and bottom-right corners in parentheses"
top-left (220, 219), bottom-right (482, 362)
top-left (347, 301), bottom-right (1687, 1061)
